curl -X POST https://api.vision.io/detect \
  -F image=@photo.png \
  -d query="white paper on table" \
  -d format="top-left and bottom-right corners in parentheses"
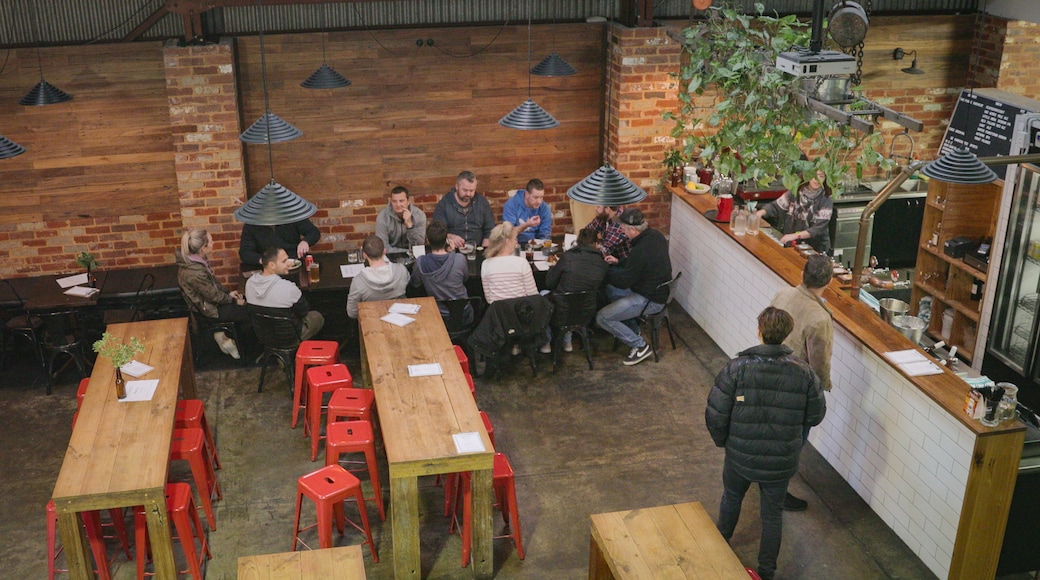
top-left (57, 273), bottom-right (89, 288)
top-left (63, 285), bottom-right (99, 297)
top-left (119, 379), bottom-right (160, 402)
top-left (563, 233), bottom-right (577, 250)
top-left (883, 349), bottom-right (927, 365)
top-left (120, 360), bottom-right (154, 378)
top-left (412, 245), bottom-right (426, 257)
top-left (381, 313), bottom-right (415, 327)
top-left (340, 263), bottom-right (364, 278)
top-left (388, 302), bottom-right (421, 315)
top-left (899, 360), bottom-right (944, 377)
top-left (453, 432), bottom-right (486, 454)
top-left (533, 261), bottom-right (551, 272)
top-left (407, 362), bottom-right (443, 377)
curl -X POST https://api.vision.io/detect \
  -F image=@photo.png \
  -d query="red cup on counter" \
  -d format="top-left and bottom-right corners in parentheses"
top-left (716, 194), bottom-right (734, 222)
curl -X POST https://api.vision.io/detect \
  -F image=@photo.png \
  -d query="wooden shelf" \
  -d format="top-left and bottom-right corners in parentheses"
top-left (919, 243), bottom-right (989, 282)
top-left (924, 329), bottom-right (974, 364)
top-left (914, 280), bottom-right (980, 322)
top-left (926, 200), bottom-right (946, 211)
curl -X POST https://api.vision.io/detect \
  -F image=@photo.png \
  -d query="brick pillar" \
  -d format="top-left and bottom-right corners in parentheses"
top-left (164, 38), bottom-right (246, 286)
top-left (603, 24), bottom-right (681, 232)
top-left (996, 19), bottom-right (1040, 97)
top-left (973, 14), bottom-right (1007, 89)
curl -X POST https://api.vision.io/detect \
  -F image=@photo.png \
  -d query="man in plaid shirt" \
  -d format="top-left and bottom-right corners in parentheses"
top-left (583, 205), bottom-right (631, 260)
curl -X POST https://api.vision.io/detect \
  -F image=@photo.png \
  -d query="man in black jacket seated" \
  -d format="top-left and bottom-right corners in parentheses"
top-left (705, 307), bottom-right (826, 580)
top-left (239, 219), bottom-right (321, 267)
top-left (594, 208), bottom-right (672, 366)
top-left (545, 228), bottom-right (608, 352)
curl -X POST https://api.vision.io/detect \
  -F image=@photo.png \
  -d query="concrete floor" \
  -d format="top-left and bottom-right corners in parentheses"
top-left (3, 303), bottom-right (1019, 579)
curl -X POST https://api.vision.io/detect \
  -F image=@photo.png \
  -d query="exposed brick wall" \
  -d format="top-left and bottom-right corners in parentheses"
top-left (164, 38), bottom-right (247, 286)
top-left (974, 14), bottom-right (1007, 89)
top-left (996, 19), bottom-right (1040, 97)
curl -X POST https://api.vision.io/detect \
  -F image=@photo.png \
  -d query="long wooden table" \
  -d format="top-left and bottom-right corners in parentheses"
top-left (238, 545), bottom-right (367, 579)
top-left (51, 318), bottom-right (196, 579)
top-left (357, 297), bottom-right (495, 579)
top-left (589, 502), bottom-right (749, 579)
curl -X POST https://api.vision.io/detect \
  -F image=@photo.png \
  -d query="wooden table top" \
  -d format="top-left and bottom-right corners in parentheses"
top-left (237, 545), bottom-right (366, 579)
top-left (357, 297), bottom-right (493, 478)
top-left (52, 318), bottom-right (189, 507)
top-left (590, 502), bottom-right (749, 580)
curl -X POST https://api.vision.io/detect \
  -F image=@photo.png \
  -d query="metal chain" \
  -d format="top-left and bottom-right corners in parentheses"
top-left (842, 0), bottom-right (871, 86)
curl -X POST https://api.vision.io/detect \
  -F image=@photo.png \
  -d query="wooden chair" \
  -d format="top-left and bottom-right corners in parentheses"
top-left (249, 306), bottom-right (302, 393)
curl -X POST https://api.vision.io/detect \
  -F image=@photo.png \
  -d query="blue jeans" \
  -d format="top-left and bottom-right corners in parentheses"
top-left (716, 460), bottom-right (789, 580)
top-left (595, 286), bottom-right (662, 349)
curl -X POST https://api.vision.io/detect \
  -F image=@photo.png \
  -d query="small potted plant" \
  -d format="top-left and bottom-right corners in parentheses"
top-left (75, 251), bottom-right (100, 288)
top-left (92, 332), bottom-right (144, 400)
top-left (663, 148), bottom-right (687, 187)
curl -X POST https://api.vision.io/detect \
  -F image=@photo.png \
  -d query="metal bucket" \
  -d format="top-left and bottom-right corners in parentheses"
top-left (892, 315), bottom-right (927, 345)
top-left (879, 298), bottom-right (910, 323)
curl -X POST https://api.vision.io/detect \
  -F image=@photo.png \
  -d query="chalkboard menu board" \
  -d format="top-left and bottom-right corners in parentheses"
top-left (940, 89), bottom-right (1036, 180)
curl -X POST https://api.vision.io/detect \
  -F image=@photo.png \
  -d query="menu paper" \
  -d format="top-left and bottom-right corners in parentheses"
top-left (453, 432), bottom-right (486, 454)
top-left (407, 363), bottom-right (443, 377)
top-left (119, 380), bottom-right (160, 402)
top-left (563, 233), bottom-right (578, 250)
top-left (120, 360), bottom-right (154, 378)
top-left (57, 273), bottom-right (89, 288)
top-left (63, 286), bottom-right (99, 297)
top-left (883, 349), bottom-right (943, 377)
top-left (388, 302), bottom-right (421, 315)
top-left (883, 349), bottom-right (927, 365)
top-left (381, 313), bottom-right (416, 327)
top-left (340, 264), bottom-right (365, 278)
top-left (412, 245), bottom-right (426, 257)
top-left (533, 261), bottom-right (551, 272)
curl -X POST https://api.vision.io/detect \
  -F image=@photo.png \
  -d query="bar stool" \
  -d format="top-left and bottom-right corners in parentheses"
top-left (293, 340), bottom-right (340, 429)
top-left (327, 386), bottom-right (375, 425)
top-left (76, 377), bottom-right (90, 410)
top-left (292, 464), bottom-right (378, 561)
top-left (451, 452), bottom-right (524, 567)
top-left (46, 501), bottom-right (129, 580)
top-left (325, 420), bottom-right (385, 521)
top-left (465, 372), bottom-right (476, 400)
top-left (454, 344), bottom-right (470, 374)
top-left (175, 399), bottom-right (221, 470)
top-left (304, 364), bottom-right (355, 461)
top-left (170, 427), bottom-right (221, 531)
top-left (133, 482), bottom-right (212, 580)
top-left (442, 412), bottom-right (495, 517)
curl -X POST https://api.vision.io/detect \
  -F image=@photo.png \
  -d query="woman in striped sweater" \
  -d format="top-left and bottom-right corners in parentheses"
top-left (480, 222), bottom-right (538, 304)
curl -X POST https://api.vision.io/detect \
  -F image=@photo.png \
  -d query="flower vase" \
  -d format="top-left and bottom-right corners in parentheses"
top-left (115, 368), bottom-right (127, 400)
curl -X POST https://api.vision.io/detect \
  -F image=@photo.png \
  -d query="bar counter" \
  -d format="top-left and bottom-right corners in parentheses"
top-left (668, 185), bottom-right (1023, 580)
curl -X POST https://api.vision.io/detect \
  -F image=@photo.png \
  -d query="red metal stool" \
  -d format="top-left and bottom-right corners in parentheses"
top-left (480, 411), bottom-right (495, 447)
top-left (454, 344), bottom-right (470, 374)
top-left (292, 464), bottom-right (378, 561)
top-left (293, 340), bottom-right (340, 429)
top-left (441, 412), bottom-right (495, 514)
top-left (76, 377), bottom-right (90, 410)
top-left (464, 372), bottom-right (477, 401)
top-left (175, 399), bottom-right (221, 470)
top-left (304, 364), bottom-right (355, 461)
top-left (133, 482), bottom-right (212, 580)
top-left (325, 420), bottom-right (385, 521)
top-left (451, 452), bottom-right (524, 567)
top-left (170, 427), bottom-right (221, 531)
top-left (746, 568), bottom-right (763, 579)
top-left (327, 386), bottom-right (375, 425)
top-left (46, 501), bottom-right (130, 580)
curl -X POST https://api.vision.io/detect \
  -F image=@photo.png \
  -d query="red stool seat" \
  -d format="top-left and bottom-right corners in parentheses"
top-left (175, 399), bottom-right (221, 470)
top-left (292, 464), bottom-right (378, 561)
top-left (454, 344), bottom-right (470, 374)
top-left (325, 420), bottom-right (385, 521)
top-left (293, 340), bottom-right (340, 429)
top-left (46, 501), bottom-right (131, 580)
top-left (452, 452), bottom-right (525, 567)
top-left (76, 377), bottom-right (90, 410)
top-left (304, 364), bottom-right (355, 461)
top-left (465, 373), bottom-right (476, 401)
top-left (133, 482), bottom-right (212, 579)
top-left (170, 427), bottom-right (221, 531)
top-left (327, 386), bottom-right (375, 424)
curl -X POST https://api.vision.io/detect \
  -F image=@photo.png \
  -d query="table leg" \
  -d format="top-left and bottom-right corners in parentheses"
top-left (391, 476), bottom-right (420, 579)
top-left (57, 511), bottom-right (95, 580)
top-left (471, 467), bottom-right (493, 578)
top-left (180, 333), bottom-right (197, 399)
top-left (360, 332), bottom-right (370, 389)
top-left (588, 534), bottom-right (613, 579)
top-left (143, 494), bottom-right (177, 578)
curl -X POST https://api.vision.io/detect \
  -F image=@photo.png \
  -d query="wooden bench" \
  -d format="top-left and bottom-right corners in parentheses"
top-left (589, 502), bottom-right (749, 580)
top-left (238, 545), bottom-right (366, 579)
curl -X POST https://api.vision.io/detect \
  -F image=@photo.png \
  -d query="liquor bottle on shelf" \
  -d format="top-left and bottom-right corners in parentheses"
top-left (970, 278), bottom-right (984, 301)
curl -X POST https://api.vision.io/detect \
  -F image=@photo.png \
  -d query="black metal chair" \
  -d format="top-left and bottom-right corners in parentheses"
top-left (1, 280), bottom-right (44, 373)
top-left (35, 309), bottom-right (93, 394)
top-left (550, 290), bottom-right (598, 373)
top-left (636, 271), bottom-right (683, 362)
top-left (249, 305), bottom-right (302, 393)
top-left (103, 272), bottom-right (155, 324)
top-left (182, 294), bottom-right (243, 367)
top-left (439, 296), bottom-right (483, 343)
top-left (468, 295), bottom-right (553, 379)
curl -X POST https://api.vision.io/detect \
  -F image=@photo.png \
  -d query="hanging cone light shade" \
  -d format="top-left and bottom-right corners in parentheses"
top-left (921, 147), bottom-right (997, 184)
top-left (234, 179), bottom-right (317, 226)
top-left (499, 99), bottom-right (559, 130)
top-left (567, 164), bottom-right (647, 206)
top-left (301, 63), bottom-right (351, 89)
top-left (0, 135), bottom-right (26, 159)
top-left (20, 79), bottom-right (72, 106)
top-left (240, 112), bottom-right (302, 144)
top-left (531, 52), bottom-right (577, 76)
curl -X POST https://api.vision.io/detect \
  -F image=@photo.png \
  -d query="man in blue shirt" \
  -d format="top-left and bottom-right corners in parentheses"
top-left (502, 178), bottom-right (552, 245)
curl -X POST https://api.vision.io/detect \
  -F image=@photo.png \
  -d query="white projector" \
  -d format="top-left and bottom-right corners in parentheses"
top-left (776, 50), bottom-right (856, 77)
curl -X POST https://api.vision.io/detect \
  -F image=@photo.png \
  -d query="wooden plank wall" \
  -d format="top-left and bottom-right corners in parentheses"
top-left (234, 23), bottom-right (606, 245)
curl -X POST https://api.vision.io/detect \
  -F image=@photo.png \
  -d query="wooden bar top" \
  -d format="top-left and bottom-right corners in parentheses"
top-left (357, 297), bottom-right (493, 478)
top-left (237, 545), bottom-right (366, 579)
top-left (670, 186), bottom-right (1022, 437)
top-left (52, 318), bottom-right (190, 506)
top-left (589, 502), bottom-right (748, 579)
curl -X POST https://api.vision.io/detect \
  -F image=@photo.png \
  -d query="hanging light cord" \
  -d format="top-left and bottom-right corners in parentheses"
top-left (526, 0), bottom-right (533, 97)
top-left (964, 0), bottom-right (987, 132)
top-left (320, 2), bottom-right (329, 64)
top-left (254, 0), bottom-right (276, 182)
top-left (29, 0), bottom-right (45, 81)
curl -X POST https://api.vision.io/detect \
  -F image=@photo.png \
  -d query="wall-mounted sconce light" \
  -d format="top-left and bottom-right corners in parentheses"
top-left (893, 48), bottom-right (925, 75)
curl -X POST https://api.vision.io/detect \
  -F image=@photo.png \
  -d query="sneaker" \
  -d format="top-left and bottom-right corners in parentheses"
top-left (782, 492), bottom-right (808, 511)
top-left (623, 343), bottom-right (652, 366)
top-left (539, 342), bottom-right (551, 354)
top-left (217, 336), bottom-right (241, 360)
top-left (563, 341), bottom-right (573, 353)
top-left (511, 344), bottom-right (521, 356)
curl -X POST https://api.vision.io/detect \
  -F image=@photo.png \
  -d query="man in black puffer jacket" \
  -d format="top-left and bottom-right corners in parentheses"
top-left (705, 306), bottom-right (826, 580)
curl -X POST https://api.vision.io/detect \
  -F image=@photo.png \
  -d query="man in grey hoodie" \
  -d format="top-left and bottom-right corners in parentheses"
top-left (375, 185), bottom-right (427, 253)
top-left (410, 220), bottom-right (472, 324)
top-left (245, 247), bottom-right (325, 340)
top-left (347, 235), bottom-right (410, 318)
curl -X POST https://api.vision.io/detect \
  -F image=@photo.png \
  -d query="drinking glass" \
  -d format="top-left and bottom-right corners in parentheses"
top-left (733, 209), bottom-right (748, 236)
top-left (746, 211), bottom-right (760, 235)
top-left (308, 262), bottom-right (320, 283)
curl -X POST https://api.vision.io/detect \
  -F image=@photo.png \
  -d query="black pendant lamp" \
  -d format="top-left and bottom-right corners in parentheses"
top-left (0, 134), bottom-right (26, 160)
top-left (500, 0), bottom-right (558, 130)
top-left (921, 147), bottom-right (997, 184)
top-left (20, 3), bottom-right (71, 106)
top-left (301, 5), bottom-right (350, 89)
top-left (531, 17), bottom-right (576, 77)
top-left (240, 1), bottom-right (301, 144)
top-left (567, 164), bottom-right (647, 206)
